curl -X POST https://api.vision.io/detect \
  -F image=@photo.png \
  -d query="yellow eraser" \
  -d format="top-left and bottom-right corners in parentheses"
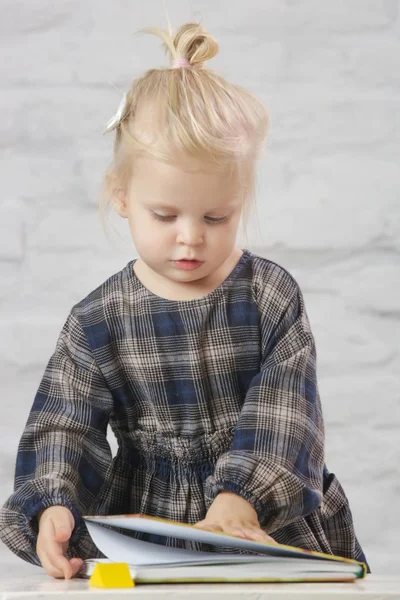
top-left (89, 562), bottom-right (135, 588)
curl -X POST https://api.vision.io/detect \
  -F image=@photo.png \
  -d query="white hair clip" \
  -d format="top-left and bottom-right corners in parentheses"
top-left (102, 92), bottom-right (128, 135)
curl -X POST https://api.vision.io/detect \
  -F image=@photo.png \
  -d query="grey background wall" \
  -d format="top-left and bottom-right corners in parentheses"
top-left (1, 0), bottom-right (399, 575)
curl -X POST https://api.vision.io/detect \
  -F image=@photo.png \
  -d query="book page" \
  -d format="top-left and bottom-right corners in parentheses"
top-left (85, 521), bottom-right (290, 567)
top-left (84, 514), bottom-right (332, 562)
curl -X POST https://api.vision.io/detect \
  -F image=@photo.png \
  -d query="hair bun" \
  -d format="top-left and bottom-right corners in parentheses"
top-left (172, 23), bottom-right (219, 68)
top-left (139, 22), bottom-right (219, 70)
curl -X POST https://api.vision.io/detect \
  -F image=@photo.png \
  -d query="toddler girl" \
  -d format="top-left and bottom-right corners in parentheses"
top-left (0, 21), bottom-right (369, 579)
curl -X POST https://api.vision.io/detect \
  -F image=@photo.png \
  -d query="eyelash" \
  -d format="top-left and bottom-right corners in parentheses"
top-left (150, 212), bottom-right (228, 224)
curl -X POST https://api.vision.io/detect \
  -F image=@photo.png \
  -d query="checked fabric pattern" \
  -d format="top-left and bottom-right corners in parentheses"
top-left (0, 249), bottom-right (369, 570)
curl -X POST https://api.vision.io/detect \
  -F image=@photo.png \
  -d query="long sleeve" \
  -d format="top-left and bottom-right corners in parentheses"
top-left (0, 309), bottom-right (114, 565)
top-left (205, 276), bottom-right (325, 533)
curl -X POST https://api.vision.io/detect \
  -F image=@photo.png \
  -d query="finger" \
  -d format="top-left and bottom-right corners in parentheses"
top-left (38, 521), bottom-right (74, 579)
top-left (41, 516), bottom-right (72, 545)
top-left (193, 521), bottom-right (224, 532)
top-left (239, 527), bottom-right (271, 541)
top-left (250, 529), bottom-right (276, 543)
top-left (221, 525), bottom-right (250, 539)
top-left (37, 545), bottom-right (61, 578)
top-left (54, 526), bottom-right (72, 544)
top-left (69, 558), bottom-right (84, 579)
top-left (41, 508), bottom-right (74, 542)
top-left (257, 530), bottom-right (276, 543)
top-left (44, 554), bottom-right (82, 580)
top-left (39, 550), bottom-right (72, 579)
top-left (52, 518), bottom-right (74, 544)
top-left (48, 550), bottom-right (74, 579)
top-left (193, 519), bottom-right (206, 528)
top-left (39, 522), bottom-right (70, 561)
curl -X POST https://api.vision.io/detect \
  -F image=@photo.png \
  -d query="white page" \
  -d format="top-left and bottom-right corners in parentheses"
top-left (84, 515), bottom-right (333, 562)
top-left (85, 521), bottom-right (281, 567)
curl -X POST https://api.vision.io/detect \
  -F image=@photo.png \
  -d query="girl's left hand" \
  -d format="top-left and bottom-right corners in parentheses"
top-left (193, 490), bottom-right (276, 543)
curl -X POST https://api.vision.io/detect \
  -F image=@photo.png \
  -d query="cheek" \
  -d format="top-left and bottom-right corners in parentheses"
top-left (126, 206), bottom-right (149, 230)
top-left (221, 217), bottom-right (240, 234)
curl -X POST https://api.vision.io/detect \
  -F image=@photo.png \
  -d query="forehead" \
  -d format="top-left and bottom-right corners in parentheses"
top-left (131, 156), bottom-right (242, 205)
top-left (132, 154), bottom-right (234, 181)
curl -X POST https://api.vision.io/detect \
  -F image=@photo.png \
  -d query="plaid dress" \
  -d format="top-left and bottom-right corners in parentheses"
top-left (0, 249), bottom-right (369, 570)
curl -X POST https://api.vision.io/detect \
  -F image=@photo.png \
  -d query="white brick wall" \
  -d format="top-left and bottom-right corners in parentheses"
top-left (0, 0), bottom-right (399, 575)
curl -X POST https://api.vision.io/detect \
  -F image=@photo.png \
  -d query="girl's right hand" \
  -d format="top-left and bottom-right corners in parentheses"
top-left (37, 506), bottom-right (83, 579)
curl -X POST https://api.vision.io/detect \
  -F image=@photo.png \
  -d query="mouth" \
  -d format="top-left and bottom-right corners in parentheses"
top-left (172, 258), bottom-right (204, 270)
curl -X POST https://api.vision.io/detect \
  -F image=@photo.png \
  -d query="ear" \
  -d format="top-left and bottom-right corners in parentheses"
top-left (113, 187), bottom-right (129, 219)
top-left (106, 169), bottom-right (129, 219)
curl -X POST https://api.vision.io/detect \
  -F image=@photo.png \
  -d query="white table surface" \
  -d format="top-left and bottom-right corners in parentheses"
top-left (0, 574), bottom-right (399, 600)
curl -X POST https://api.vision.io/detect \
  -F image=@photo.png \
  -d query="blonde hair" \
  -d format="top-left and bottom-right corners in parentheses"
top-left (100, 21), bottom-right (269, 241)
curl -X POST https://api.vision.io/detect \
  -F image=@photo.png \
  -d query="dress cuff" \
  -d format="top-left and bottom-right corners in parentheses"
top-left (24, 495), bottom-right (83, 550)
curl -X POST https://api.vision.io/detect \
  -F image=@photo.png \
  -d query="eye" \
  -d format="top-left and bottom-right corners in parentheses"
top-left (150, 212), bottom-right (227, 224)
top-left (150, 213), bottom-right (175, 222)
top-left (206, 216), bottom-right (228, 224)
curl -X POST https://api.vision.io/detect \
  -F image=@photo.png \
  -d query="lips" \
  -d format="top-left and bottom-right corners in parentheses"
top-left (172, 259), bottom-right (203, 271)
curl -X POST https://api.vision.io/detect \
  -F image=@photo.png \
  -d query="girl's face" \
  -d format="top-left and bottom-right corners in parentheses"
top-left (115, 154), bottom-right (244, 291)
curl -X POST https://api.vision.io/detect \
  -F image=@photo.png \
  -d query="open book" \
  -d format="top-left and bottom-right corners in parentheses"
top-left (80, 514), bottom-right (366, 584)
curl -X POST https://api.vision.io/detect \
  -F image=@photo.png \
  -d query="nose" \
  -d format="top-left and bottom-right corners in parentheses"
top-left (176, 219), bottom-right (204, 246)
